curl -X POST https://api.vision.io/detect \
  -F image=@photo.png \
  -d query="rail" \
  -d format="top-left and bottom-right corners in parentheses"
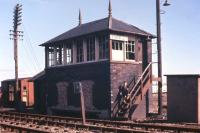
top-left (0, 123), bottom-right (51, 133)
top-left (0, 112), bottom-right (151, 133)
top-left (1, 111), bottom-right (200, 133)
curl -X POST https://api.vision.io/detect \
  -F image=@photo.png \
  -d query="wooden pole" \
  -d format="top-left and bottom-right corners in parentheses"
top-left (12, 4), bottom-right (22, 109)
top-left (80, 84), bottom-right (86, 125)
top-left (14, 28), bottom-right (19, 109)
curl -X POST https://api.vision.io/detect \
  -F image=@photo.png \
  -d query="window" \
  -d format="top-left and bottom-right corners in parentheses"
top-left (73, 82), bottom-right (82, 94)
top-left (86, 37), bottom-right (95, 61)
top-left (55, 46), bottom-right (63, 65)
top-left (61, 46), bottom-right (64, 64)
top-left (64, 44), bottom-right (73, 64)
top-left (112, 40), bottom-right (123, 50)
top-left (99, 35), bottom-right (108, 59)
top-left (111, 40), bottom-right (124, 61)
top-left (48, 45), bottom-right (73, 66)
top-left (48, 46), bottom-right (63, 66)
top-left (126, 41), bottom-right (135, 60)
top-left (9, 85), bottom-right (14, 102)
top-left (77, 40), bottom-right (84, 63)
top-left (48, 47), bottom-right (54, 66)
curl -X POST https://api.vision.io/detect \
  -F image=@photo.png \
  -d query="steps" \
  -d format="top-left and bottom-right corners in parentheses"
top-left (114, 63), bottom-right (152, 119)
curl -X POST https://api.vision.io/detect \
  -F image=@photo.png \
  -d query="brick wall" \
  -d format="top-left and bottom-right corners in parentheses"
top-left (45, 61), bottom-right (111, 118)
top-left (110, 62), bottom-right (147, 119)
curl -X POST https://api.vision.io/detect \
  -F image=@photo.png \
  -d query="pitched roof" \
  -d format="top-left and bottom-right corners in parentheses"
top-left (41, 17), bottom-right (155, 46)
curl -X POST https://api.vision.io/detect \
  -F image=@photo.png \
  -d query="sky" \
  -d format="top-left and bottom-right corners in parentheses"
top-left (0, 0), bottom-right (200, 84)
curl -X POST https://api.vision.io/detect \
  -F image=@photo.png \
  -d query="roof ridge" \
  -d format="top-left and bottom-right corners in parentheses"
top-left (111, 17), bottom-right (150, 35)
top-left (41, 16), bottom-right (155, 46)
top-left (42, 17), bottom-right (109, 45)
top-left (78, 17), bottom-right (108, 27)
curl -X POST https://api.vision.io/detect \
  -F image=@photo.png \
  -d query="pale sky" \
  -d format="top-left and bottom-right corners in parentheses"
top-left (0, 0), bottom-right (200, 83)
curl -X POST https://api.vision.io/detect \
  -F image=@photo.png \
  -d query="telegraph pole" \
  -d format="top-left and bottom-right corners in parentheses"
top-left (10, 4), bottom-right (23, 109)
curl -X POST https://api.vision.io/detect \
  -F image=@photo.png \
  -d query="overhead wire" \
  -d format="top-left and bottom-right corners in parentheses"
top-left (20, 39), bottom-right (38, 74)
top-left (22, 24), bottom-right (43, 71)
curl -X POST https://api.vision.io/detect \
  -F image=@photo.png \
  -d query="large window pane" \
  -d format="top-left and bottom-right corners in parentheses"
top-left (64, 43), bottom-right (73, 64)
top-left (86, 37), bottom-right (95, 61)
top-left (48, 47), bottom-right (54, 66)
top-left (112, 40), bottom-right (123, 51)
top-left (77, 40), bottom-right (84, 63)
top-left (99, 35), bottom-right (108, 59)
top-left (55, 46), bottom-right (62, 65)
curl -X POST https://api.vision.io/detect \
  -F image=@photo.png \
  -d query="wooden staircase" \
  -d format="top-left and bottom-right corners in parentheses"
top-left (114, 63), bottom-right (152, 119)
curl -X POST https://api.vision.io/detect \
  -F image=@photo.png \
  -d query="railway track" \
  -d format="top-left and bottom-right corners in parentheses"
top-left (0, 111), bottom-right (200, 133)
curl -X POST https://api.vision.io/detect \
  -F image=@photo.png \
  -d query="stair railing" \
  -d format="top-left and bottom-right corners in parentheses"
top-left (128, 62), bottom-right (152, 104)
top-left (112, 62), bottom-right (152, 117)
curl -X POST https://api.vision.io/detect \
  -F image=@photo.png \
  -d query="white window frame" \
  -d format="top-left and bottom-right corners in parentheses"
top-left (55, 46), bottom-right (63, 65)
top-left (46, 35), bottom-right (110, 67)
top-left (111, 40), bottom-right (124, 61)
top-left (48, 47), bottom-right (54, 67)
top-left (112, 40), bottom-right (123, 51)
top-left (64, 43), bottom-right (73, 64)
top-left (125, 41), bottom-right (135, 61)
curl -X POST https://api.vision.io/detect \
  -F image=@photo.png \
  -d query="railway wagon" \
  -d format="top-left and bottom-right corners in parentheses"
top-left (1, 78), bottom-right (34, 109)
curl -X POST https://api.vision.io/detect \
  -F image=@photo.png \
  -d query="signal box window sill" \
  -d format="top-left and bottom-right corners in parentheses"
top-left (110, 60), bottom-right (142, 65)
top-left (47, 59), bottom-right (109, 68)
